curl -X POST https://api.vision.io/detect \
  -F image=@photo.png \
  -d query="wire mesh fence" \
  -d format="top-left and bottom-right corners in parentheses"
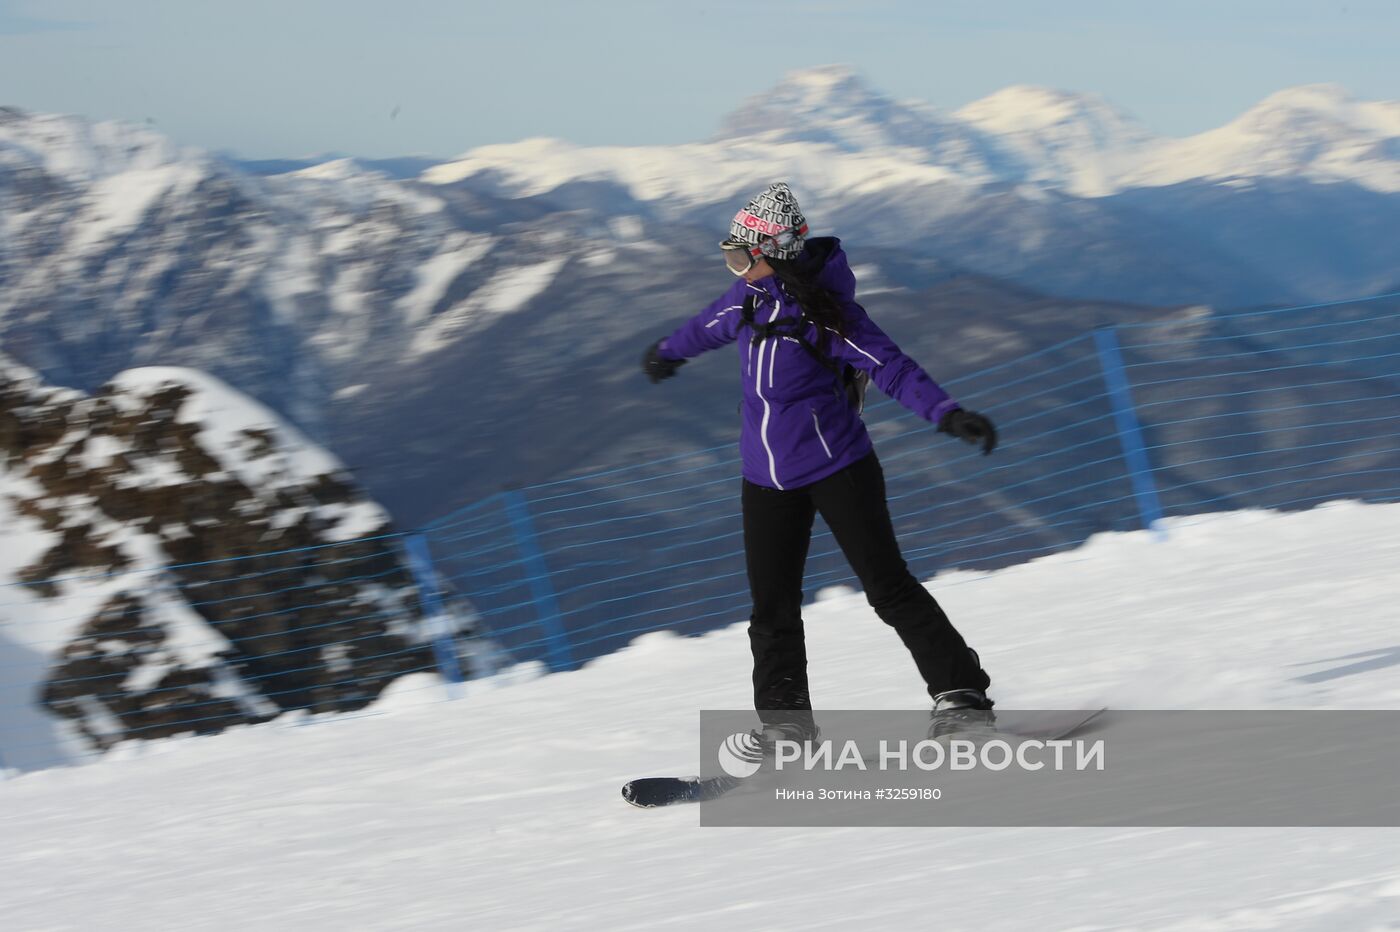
top-left (3, 291), bottom-right (1398, 768)
top-left (427, 292), bottom-right (1400, 671)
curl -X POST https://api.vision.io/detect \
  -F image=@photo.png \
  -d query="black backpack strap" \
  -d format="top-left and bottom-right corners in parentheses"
top-left (749, 314), bottom-right (842, 377)
top-left (743, 291), bottom-right (865, 411)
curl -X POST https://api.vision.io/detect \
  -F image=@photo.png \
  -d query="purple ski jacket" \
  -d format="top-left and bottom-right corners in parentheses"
top-left (658, 237), bottom-right (961, 490)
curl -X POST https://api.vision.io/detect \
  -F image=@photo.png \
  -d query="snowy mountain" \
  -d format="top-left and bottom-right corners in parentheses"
top-left (0, 105), bottom-right (192, 183)
top-left (1, 70), bottom-right (1399, 529)
top-left (1119, 84), bottom-right (1400, 193)
top-left (953, 84), bottom-right (1155, 195)
top-left (435, 67), bottom-right (1400, 198)
top-left (0, 104), bottom-right (579, 437)
top-left (420, 67), bottom-right (1400, 307)
top-left (715, 64), bottom-right (1013, 176)
top-left (0, 358), bottom-right (478, 770)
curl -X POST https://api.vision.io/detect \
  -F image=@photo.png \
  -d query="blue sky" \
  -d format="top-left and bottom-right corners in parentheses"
top-left (1, 0), bottom-right (1396, 158)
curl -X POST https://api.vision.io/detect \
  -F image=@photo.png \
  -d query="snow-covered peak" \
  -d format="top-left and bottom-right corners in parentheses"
top-left (430, 70), bottom-right (1400, 200)
top-left (428, 136), bottom-right (577, 179)
top-left (957, 85), bottom-right (1151, 147)
top-left (106, 367), bottom-right (349, 493)
top-left (714, 64), bottom-right (979, 156)
top-left (0, 109), bottom-right (227, 256)
top-left (1254, 83), bottom-right (1353, 108)
top-left (954, 85), bottom-right (1155, 195)
top-left (762, 64), bottom-right (877, 108)
top-left (1233, 83), bottom-right (1400, 137)
top-left (0, 109), bottom-right (203, 185)
top-left (287, 157), bottom-right (384, 182)
top-left (423, 137), bottom-right (631, 195)
top-left (715, 77), bottom-right (878, 143)
top-left (268, 154), bottom-right (444, 217)
top-left (1116, 83), bottom-right (1400, 193)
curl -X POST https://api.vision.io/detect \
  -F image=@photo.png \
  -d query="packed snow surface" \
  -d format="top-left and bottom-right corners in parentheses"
top-left (3, 502), bottom-right (1400, 929)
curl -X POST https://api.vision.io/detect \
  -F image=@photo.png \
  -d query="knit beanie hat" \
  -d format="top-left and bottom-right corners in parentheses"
top-left (725, 182), bottom-right (808, 259)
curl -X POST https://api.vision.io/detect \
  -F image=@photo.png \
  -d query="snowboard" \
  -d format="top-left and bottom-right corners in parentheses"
top-left (621, 708), bottom-right (1108, 809)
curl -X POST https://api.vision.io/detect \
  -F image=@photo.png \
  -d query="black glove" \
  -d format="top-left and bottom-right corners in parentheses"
top-left (938, 408), bottom-right (997, 455)
top-left (642, 340), bottom-right (686, 384)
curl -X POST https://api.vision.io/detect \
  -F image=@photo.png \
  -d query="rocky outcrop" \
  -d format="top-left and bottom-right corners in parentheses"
top-left (0, 359), bottom-right (467, 752)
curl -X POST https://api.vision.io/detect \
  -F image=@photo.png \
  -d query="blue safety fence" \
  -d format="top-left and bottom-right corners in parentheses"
top-left (421, 291), bottom-right (1400, 672)
top-left (2, 290), bottom-right (1398, 770)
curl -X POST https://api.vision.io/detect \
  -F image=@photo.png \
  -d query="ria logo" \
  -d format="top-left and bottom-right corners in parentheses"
top-left (717, 731), bottom-right (765, 778)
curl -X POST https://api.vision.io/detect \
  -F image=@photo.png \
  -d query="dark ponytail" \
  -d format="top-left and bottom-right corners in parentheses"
top-left (767, 256), bottom-right (850, 339)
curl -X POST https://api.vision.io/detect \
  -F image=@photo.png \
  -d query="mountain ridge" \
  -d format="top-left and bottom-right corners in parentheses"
top-left (2, 70), bottom-right (1398, 531)
top-left (435, 67), bottom-right (1400, 198)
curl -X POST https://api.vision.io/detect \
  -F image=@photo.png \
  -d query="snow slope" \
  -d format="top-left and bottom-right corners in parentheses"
top-left (3, 502), bottom-right (1399, 929)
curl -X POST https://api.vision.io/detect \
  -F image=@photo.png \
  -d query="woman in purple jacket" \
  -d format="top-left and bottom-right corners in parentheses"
top-left (642, 182), bottom-right (997, 741)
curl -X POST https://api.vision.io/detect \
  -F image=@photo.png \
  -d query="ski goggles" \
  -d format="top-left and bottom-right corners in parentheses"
top-left (720, 240), bottom-right (764, 276)
top-left (719, 218), bottom-right (808, 276)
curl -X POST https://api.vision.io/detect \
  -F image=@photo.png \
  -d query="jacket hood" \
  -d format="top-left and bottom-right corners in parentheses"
top-left (796, 236), bottom-right (856, 300)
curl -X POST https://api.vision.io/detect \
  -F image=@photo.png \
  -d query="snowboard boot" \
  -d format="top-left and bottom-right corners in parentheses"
top-left (749, 720), bottom-right (821, 765)
top-left (928, 688), bottom-right (996, 741)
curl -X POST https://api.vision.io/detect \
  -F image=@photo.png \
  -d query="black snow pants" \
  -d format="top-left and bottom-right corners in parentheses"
top-left (742, 450), bottom-right (990, 728)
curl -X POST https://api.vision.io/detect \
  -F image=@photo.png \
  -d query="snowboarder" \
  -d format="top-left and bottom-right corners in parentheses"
top-left (641, 182), bottom-right (998, 744)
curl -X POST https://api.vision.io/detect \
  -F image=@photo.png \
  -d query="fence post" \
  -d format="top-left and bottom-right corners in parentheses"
top-left (1094, 326), bottom-right (1166, 540)
top-left (403, 533), bottom-right (465, 698)
top-left (502, 490), bottom-right (576, 672)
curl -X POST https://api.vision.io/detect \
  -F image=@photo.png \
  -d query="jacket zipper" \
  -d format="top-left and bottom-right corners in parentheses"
top-left (811, 409), bottom-right (833, 459)
top-left (755, 304), bottom-right (783, 489)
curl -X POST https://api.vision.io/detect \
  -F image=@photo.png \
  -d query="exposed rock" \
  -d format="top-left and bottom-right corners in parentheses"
top-left (0, 358), bottom-right (476, 752)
